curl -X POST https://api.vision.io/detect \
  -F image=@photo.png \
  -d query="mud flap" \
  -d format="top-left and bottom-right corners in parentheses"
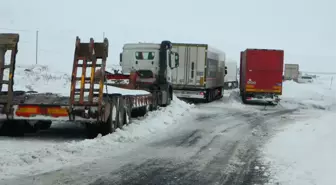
top-left (123, 96), bottom-right (132, 125)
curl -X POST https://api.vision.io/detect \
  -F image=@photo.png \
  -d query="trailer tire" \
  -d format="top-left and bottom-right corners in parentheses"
top-left (38, 120), bottom-right (52, 130)
top-left (150, 91), bottom-right (158, 111)
top-left (241, 93), bottom-right (248, 104)
top-left (123, 110), bottom-right (129, 125)
top-left (86, 123), bottom-right (99, 139)
top-left (106, 103), bottom-right (117, 134)
top-left (1, 120), bottom-right (25, 137)
top-left (117, 97), bottom-right (125, 129)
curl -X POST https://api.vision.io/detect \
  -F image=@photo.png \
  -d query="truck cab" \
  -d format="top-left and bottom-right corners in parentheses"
top-left (120, 41), bottom-right (179, 83)
top-left (119, 41), bottom-right (179, 106)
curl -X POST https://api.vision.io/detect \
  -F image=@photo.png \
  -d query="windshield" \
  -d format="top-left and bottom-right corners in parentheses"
top-left (135, 51), bottom-right (155, 60)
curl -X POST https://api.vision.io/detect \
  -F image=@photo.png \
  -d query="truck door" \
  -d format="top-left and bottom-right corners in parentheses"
top-left (171, 45), bottom-right (187, 86)
top-left (187, 46), bottom-right (198, 86)
top-left (166, 50), bottom-right (173, 83)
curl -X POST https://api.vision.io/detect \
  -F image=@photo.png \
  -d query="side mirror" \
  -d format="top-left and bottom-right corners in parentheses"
top-left (174, 53), bottom-right (179, 68)
top-left (119, 53), bottom-right (122, 63)
top-left (225, 66), bottom-right (228, 75)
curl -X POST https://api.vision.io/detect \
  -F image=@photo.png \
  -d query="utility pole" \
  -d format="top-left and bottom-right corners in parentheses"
top-left (35, 30), bottom-right (39, 65)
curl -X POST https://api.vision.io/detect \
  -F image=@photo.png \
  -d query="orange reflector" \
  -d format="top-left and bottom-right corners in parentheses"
top-left (47, 107), bottom-right (68, 117)
top-left (15, 105), bottom-right (68, 117)
top-left (16, 106), bottom-right (39, 116)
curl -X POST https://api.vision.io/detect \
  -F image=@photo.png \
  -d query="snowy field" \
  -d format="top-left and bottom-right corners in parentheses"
top-left (262, 75), bottom-right (336, 185)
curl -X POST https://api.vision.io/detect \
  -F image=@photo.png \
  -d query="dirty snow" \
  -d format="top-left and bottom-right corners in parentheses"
top-left (262, 75), bottom-right (336, 185)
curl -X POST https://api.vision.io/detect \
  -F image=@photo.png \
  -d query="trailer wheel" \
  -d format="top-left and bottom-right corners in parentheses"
top-left (117, 102), bottom-right (125, 129)
top-left (123, 109), bottom-right (129, 125)
top-left (0, 120), bottom-right (25, 137)
top-left (150, 91), bottom-right (158, 111)
top-left (107, 103), bottom-right (117, 134)
top-left (38, 120), bottom-right (52, 130)
top-left (86, 123), bottom-right (99, 139)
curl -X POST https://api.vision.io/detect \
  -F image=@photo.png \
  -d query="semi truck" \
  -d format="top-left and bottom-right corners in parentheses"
top-left (239, 49), bottom-right (284, 104)
top-left (0, 35), bottom-right (179, 138)
top-left (224, 61), bottom-right (238, 89)
top-left (284, 63), bottom-right (299, 81)
top-left (169, 43), bottom-right (227, 102)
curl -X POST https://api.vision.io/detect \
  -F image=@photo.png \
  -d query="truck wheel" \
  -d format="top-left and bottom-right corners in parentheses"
top-left (86, 123), bottom-right (99, 139)
top-left (150, 92), bottom-right (158, 110)
top-left (38, 120), bottom-right (52, 130)
top-left (117, 100), bottom-right (125, 129)
top-left (106, 102), bottom-right (117, 134)
top-left (123, 110), bottom-right (129, 125)
top-left (241, 93), bottom-right (247, 104)
top-left (166, 91), bottom-right (172, 106)
top-left (4, 120), bottom-right (25, 137)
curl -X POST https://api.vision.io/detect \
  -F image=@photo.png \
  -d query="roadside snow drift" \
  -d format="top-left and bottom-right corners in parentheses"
top-left (0, 96), bottom-right (194, 179)
top-left (0, 64), bottom-right (194, 179)
top-left (263, 111), bottom-right (336, 185)
top-left (262, 75), bottom-right (336, 185)
top-left (280, 76), bottom-right (336, 110)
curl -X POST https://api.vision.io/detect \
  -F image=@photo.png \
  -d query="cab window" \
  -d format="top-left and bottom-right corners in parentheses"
top-left (135, 51), bottom-right (155, 60)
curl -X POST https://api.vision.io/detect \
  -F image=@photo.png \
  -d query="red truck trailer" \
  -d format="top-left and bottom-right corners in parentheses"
top-left (239, 49), bottom-right (284, 104)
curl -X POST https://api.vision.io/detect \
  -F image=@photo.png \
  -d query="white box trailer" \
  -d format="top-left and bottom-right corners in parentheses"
top-left (224, 61), bottom-right (238, 89)
top-left (171, 43), bottom-right (226, 102)
top-left (284, 64), bottom-right (299, 81)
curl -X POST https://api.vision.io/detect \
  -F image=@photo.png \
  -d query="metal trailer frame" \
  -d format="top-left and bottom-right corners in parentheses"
top-left (0, 35), bottom-right (155, 138)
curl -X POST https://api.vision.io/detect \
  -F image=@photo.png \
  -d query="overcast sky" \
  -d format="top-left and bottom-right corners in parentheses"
top-left (1, 0), bottom-right (335, 73)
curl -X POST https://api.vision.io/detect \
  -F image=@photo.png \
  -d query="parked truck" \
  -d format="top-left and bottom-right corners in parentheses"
top-left (169, 43), bottom-right (227, 102)
top-left (224, 61), bottom-right (238, 89)
top-left (0, 35), bottom-right (179, 138)
top-left (239, 49), bottom-right (284, 104)
top-left (284, 63), bottom-right (299, 81)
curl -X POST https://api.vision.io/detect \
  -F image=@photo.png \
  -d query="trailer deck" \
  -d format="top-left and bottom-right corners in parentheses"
top-left (0, 34), bottom-right (155, 138)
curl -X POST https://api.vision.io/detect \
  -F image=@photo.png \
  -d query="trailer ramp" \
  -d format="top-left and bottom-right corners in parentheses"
top-left (70, 36), bottom-right (109, 109)
top-left (0, 33), bottom-right (19, 117)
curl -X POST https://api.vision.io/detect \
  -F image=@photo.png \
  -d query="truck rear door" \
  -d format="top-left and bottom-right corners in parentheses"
top-left (171, 44), bottom-right (206, 88)
top-left (245, 49), bottom-right (284, 93)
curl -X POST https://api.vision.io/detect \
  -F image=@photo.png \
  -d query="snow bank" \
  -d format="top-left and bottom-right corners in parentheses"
top-left (262, 111), bottom-right (336, 185)
top-left (2, 64), bottom-right (149, 95)
top-left (281, 76), bottom-right (336, 110)
top-left (0, 95), bottom-right (194, 179)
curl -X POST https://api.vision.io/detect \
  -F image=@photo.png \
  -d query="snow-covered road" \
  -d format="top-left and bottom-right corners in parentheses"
top-left (0, 65), bottom-right (335, 185)
top-left (0, 94), bottom-right (301, 185)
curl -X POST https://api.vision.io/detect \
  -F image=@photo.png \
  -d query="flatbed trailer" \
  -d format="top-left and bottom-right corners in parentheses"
top-left (0, 35), bottom-right (157, 138)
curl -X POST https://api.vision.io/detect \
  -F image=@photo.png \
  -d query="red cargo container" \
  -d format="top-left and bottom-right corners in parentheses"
top-left (239, 49), bottom-right (284, 104)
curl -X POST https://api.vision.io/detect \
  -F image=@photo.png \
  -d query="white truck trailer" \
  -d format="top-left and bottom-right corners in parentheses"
top-left (224, 61), bottom-right (238, 89)
top-left (171, 43), bottom-right (227, 102)
top-left (284, 64), bottom-right (299, 81)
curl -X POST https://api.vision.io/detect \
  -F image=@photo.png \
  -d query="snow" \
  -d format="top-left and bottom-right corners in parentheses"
top-left (280, 75), bottom-right (336, 110)
top-left (0, 64), bottom-right (193, 179)
top-left (262, 75), bottom-right (336, 185)
top-left (0, 94), bottom-right (194, 180)
top-left (2, 64), bottom-right (150, 95)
